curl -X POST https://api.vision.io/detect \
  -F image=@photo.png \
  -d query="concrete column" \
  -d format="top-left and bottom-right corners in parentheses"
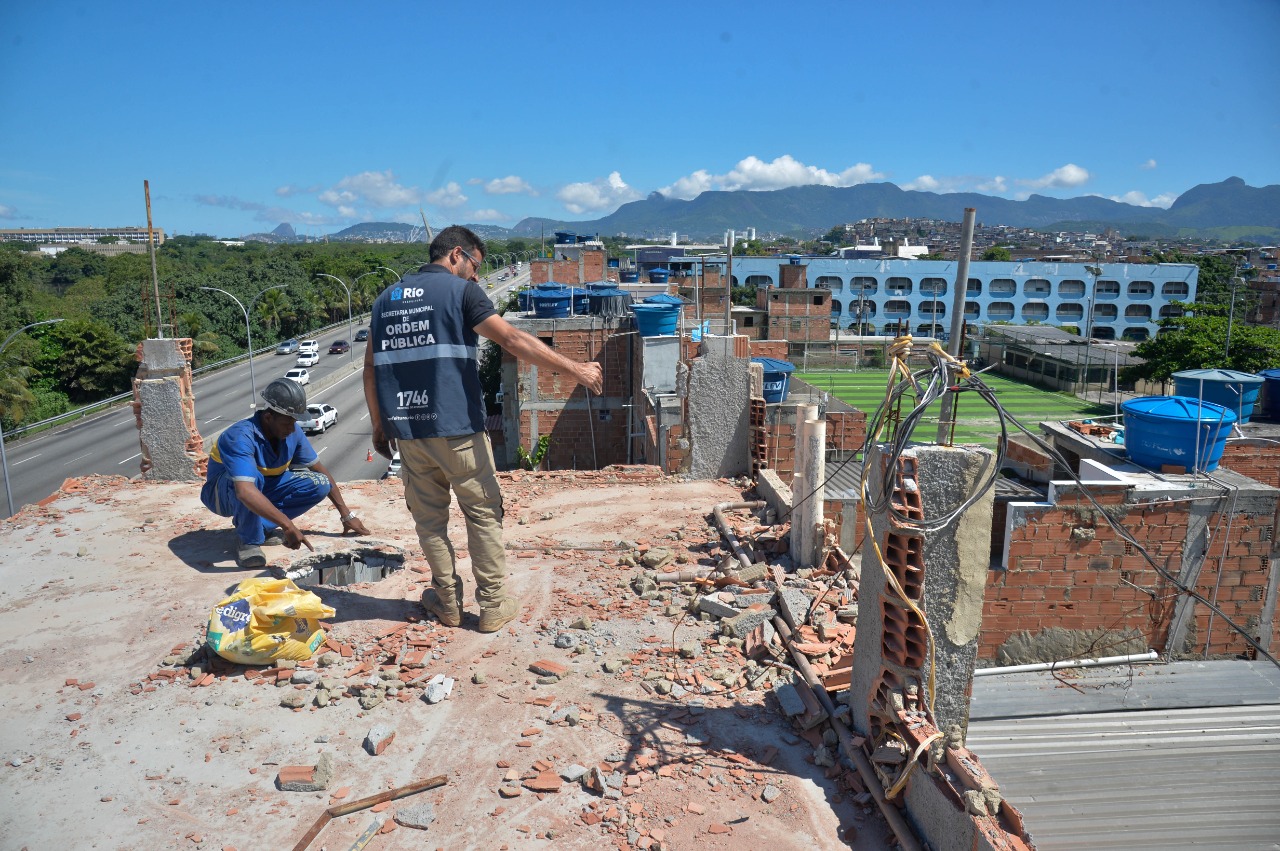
top-left (132, 338), bottom-right (205, 481)
top-left (848, 444), bottom-right (995, 741)
top-left (686, 335), bottom-right (750, 479)
top-left (790, 409), bottom-right (826, 569)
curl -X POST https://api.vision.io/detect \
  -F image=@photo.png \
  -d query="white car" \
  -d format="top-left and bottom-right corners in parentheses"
top-left (382, 451), bottom-right (401, 479)
top-left (298, 340), bottom-right (319, 354)
top-left (298, 403), bottom-right (337, 434)
top-left (283, 368), bottom-right (310, 386)
top-left (295, 351), bottom-right (319, 367)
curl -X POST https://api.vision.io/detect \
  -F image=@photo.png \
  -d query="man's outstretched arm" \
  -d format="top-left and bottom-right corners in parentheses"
top-left (475, 314), bottom-right (603, 394)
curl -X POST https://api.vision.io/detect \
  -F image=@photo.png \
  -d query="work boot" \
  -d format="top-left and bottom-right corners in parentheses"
top-left (237, 543), bottom-right (266, 570)
top-left (421, 582), bottom-right (464, 628)
top-left (478, 596), bottom-right (521, 633)
top-left (263, 528), bottom-right (285, 546)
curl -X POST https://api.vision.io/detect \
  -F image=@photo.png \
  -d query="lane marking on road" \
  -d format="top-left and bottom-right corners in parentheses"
top-left (67, 452), bottom-right (94, 465)
top-left (360, 411), bottom-right (369, 421)
top-left (113, 418), bottom-right (133, 427)
top-left (203, 416), bottom-right (222, 424)
top-left (13, 453), bottom-right (41, 466)
top-left (118, 452), bottom-right (142, 465)
top-left (317, 446), bottom-right (329, 455)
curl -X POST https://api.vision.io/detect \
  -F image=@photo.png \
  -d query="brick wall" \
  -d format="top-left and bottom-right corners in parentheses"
top-left (778, 264), bottom-right (807, 289)
top-left (1220, 440), bottom-right (1280, 488)
top-left (530, 251), bottom-right (606, 285)
top-left (984, 482), bottom-right (1278, 661)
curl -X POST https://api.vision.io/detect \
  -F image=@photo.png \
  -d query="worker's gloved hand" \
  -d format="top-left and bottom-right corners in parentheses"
top-left (342, 515), bottom-right (370, 536)
top-left (283, 524), bottom-right (314, 552)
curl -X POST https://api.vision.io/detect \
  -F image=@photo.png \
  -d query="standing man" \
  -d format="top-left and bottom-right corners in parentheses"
top-left (364, 226), bottom-right (602, 633)
top-left (202, 378), bottom-right (370, 568)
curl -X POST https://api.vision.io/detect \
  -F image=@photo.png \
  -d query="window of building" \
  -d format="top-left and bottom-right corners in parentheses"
top-left (920, 277), bottom-right (947, 297)
top-left (831, 299), bottom-right (843, 315)
top-left (1059, 279), bottom-right (1085, 298)
top-left (1159, 304), bottom-right (1184, 319)
top-left (1162, 281), bottom-right (1189, 298)
top-left (988, 301), bottom-right (1015, 320)
top-left (1056, 302), bottom-right (1084, 321)
top-left (1124, 304), bottom-right (1152, 321)
top-left (538, 336), bottom-right (554, 348)
top-left (885, 299), bottom-right (912, 317)
top-left (746, 274), bottom-right (772, 287)
top-left (917, 323), bottom-right (943, 337)
top-left (816, 275), bottom-right (842, 289)
top-left (1093, 326), bottom-right (1115, 340)
top-left (966, 278), bottom-right (982, 295)
top-left (1022, 303), bottom-right (1049, 322)
top-left (1128, 280), bottom-right (1154, 298)
top-left (1095, 303), bottom-right (1118, 320)
top-left (887, 276), bottom-right (912, 295)
top-left (1122, 327), bottom-right (1150, 342)
top-left (813, 295), bottom-right (825, 306)
top-left (920, 300), bottom-right (946, 318)
top-left (743, 316), bottom-right (755, 327)
top-left (1096, 280), bottom-right (1120, 298)
top-left (852, 276), bottom-right (878, 295)
top-left (990, 278), bottom-right (1016, 296)
top-left (964, 301), bottom-right (981, 318)
top-left (1024, 278), bottom-right (1051, 298)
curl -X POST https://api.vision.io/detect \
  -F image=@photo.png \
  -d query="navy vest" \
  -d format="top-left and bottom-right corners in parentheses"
top-left (370, 266), bottom-right (486, 440)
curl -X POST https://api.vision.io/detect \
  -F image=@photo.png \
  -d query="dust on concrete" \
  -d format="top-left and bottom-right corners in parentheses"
top-left (0, 471), bottom-right (890, 850)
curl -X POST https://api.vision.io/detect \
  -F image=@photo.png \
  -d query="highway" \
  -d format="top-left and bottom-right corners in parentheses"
top-left (2, 266), bottom-right (530, 513)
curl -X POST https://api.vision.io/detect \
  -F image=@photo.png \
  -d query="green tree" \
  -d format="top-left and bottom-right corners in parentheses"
top-left (1122, 303), bottom-right (1280, 383)
top-left (41, 320), bottom-right (134, 403)
top-left (980, 246), bottom-right (1012, 262)
top-left (177, 312), bottom-right (221, 366)
top-left (256, 289), bottom-right (292, 338)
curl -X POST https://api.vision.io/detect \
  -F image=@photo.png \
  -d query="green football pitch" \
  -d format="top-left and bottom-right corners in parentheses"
top-left (796, 369), bottom-right (1114, 447)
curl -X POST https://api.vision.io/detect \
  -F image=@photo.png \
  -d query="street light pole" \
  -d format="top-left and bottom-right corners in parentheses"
top-left (200, 285), bottom-right (285, 408)
top-left (1224, 274), bottom-right (1242, 365)
top-left (1, 318), bottom-right (66, 517)
top-left (315, 274), bottom-right (354, 365)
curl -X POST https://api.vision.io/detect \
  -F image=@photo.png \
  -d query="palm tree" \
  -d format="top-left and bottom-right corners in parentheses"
top-left (177, 311), bottom-right (220, 367)
top-left (0, 364), bottom-right (37, 426)
top-left (256, 289), bottom-right (291, 338)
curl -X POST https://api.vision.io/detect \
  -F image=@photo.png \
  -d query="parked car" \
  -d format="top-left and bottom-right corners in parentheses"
top-left (283, 368), bottom-right (310, 386)
top-left (382, 451), bottom-right (401, 479)
top-left (298, 340), bottom-right (319, 354)
top-left (276, 339), bottom-right (299, 355)
top-left (296, 351), bottom-right (319, 367)
top-left (328, 340), bottom-right (350, 354)
top-left (298, 403), bottom-right (337, 434)
top-left (354, 328), bottom-right (369, 342)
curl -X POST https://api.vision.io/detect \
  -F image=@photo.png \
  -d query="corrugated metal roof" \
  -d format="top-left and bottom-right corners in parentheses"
top-left (968, 662), bottom-right (1280, 850)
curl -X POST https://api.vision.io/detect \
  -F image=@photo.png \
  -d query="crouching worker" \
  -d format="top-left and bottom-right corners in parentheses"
top-left (201, 378), bottom-right (370, 568)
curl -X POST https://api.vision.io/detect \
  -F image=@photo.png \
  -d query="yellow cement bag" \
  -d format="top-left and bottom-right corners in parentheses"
top-left (206, 577), bottom-right (336, 665)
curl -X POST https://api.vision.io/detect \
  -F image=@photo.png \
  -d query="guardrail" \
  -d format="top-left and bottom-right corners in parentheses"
top-left (4, 314), bottom-right (370, 439)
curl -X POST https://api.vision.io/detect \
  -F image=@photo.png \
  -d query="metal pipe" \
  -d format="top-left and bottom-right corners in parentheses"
top-left (936, 208), bottom-right (976, 444)
top-left (712, 500), bottom-right (765, 573)
top-left (772, 615), bottom-right (923, 851)
top-left (143, 180), bottom-right (164, 338)
top-left (973, 650), bottom-right (1158, 677)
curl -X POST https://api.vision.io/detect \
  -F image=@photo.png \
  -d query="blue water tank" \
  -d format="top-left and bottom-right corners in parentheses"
top-left (570, 288), bottom-right (590, 314)
top-left (1121, 395), bottom-right (1238, 472)
top-left (607, 258), bottom-right (620, 268)
top-left (531, 287), bottom-right (573, 318)
top-left (588, 288), bottom-right (631, 318)
top-left (620, 271), bottom-right (640, 283)
top-left (516, 289), bottom-right (532, 312)
top-left (752, 357), bottom-right (797, 403)
top-left (643, 293), bottom-right (686, 306)
top-left (1172, 368), bottom-right (1265, 424)
top-left (553, 231), bottom-right (577, 245)
top-left (631, 303), bottom-right (679, 337)
top-left (648, 268), bottom-right (670, 284)
top-left (1258, 368), bottom-right (1280, 419)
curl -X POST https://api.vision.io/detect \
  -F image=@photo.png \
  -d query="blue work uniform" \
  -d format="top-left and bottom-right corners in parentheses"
top-left (200, 412), bottom-right (331, 546)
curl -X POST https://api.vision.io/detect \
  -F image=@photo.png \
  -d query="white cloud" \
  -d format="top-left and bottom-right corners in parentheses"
top-left (1141, 158), bottom-right (1158, 170)
top-left (275, 184), bottom-right (321, 197)
top-left (0, 203), bottom-right (17, 218)
top-left (469, 208), bottom-right (507, 222)
top-left (902, 175), bottom-right (940, 192)
top-left (318, 170), bottom-right (424, 208)
top-left (975, 176), bottom-right (1008, 194)
top-left (193, 194), bottom-right (346, 226)
top-left (1019, 163), bottom-right (1091, 191)
top-left (1108, 190), bottom-right (1176, 209)
top-left (660, 155), bottom-right (883, 199)
top-left (557, 171), bottom-right (642, 214)
top-left (484, 175), bottom-right (536, 196)
top-left (426, 181), bottom-right (467, 208)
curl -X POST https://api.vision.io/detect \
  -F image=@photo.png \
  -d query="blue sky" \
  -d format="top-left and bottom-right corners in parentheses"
top-left (2, 1), bottom-right (1277, 238)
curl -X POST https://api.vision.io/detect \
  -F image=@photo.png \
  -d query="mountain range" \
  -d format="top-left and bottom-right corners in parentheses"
top-left (511, 177), bottom-right (1280, 242)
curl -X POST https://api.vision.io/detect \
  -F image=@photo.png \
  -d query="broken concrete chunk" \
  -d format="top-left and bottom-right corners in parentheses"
top-left (697, 595), bottom-right (739, 619)
top-left (554, 633), bottom-right (579, 649)
top-left (631, 573), bottom-right (658, 597)
top-left (722, 607), bottom-right (776, 639)
top-left (776, 588), bottom-right (812, 627)
top-left (569, 616), bottom-right (593, 630)
top-left (640, 548), bottom-right (674, 570)
top-left (364, 725), bottom-right (396, 756)
top-left (773, 682), bottom-right (806, 717)
top-left (424, 675), bottom-right (454, 704)
top-left (394, 802), bottom-right (436, 830)
top-left (678, 642), bottom-right (702, 659)
top-left (602, 660), bottom-right (628, 674)
top-left (279, 693), bottom-right (308, 709)
top-left (548, 705), bottom-right (580, 726)
top-left (761, 784), bottom-right (782, 803)
top-left (277, 752), bottom-right (333, 792)
top-left (561, 764), bottom-right (589, 783)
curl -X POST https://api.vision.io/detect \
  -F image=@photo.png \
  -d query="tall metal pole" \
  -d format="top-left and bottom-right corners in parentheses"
top-left (144, 180), bottom-right (164, 338)
top-left (201, 286), bottom-right (284, 408)
top-left (1082, 257), bottom-right (1102, 400)
top-left (1224, 274), bottom-right (1241, 364)
top-left (0, 318), bottom-right (66, 517)
top-left (936, 208), bottom-right (976, 443)
top-left (725, 231), bottom-right (734, 335)
top-left (316, 274), bottom-right (354, 364)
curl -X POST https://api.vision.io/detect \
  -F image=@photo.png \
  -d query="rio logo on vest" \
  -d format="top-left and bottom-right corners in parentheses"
top-left (390, 286), bottom-right (425, 301)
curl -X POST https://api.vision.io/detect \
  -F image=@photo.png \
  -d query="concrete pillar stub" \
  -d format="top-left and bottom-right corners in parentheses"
top-left (686, 335), bottom-right (749, 479)
top-left (848, 443), bottom-right (995, 741)
top-left (132, 338), bottom-right (205, 481)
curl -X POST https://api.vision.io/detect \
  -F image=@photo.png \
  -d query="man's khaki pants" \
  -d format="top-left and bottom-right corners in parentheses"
top-left (398, 432), bottom-right (508, 607)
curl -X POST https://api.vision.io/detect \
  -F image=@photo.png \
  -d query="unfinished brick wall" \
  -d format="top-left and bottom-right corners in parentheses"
top-left (748, 340), bottom-right (789, 360)
top-left (778, 263), bottom-right (807, 289)
top-left (505, 319), bottom-right (630, 470)
top-left (987, 481), bottom-right (1279, 662)
top-left (132, 337), bottom-right (206, 481)
top-left (530, 251), bottom-right (606, 286)
top-left (1221, 440), bottom-right (1280, 488)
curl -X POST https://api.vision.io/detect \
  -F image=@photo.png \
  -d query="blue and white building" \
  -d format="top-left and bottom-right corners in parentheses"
top-left (712, 257), bottom-right (1198, 342)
